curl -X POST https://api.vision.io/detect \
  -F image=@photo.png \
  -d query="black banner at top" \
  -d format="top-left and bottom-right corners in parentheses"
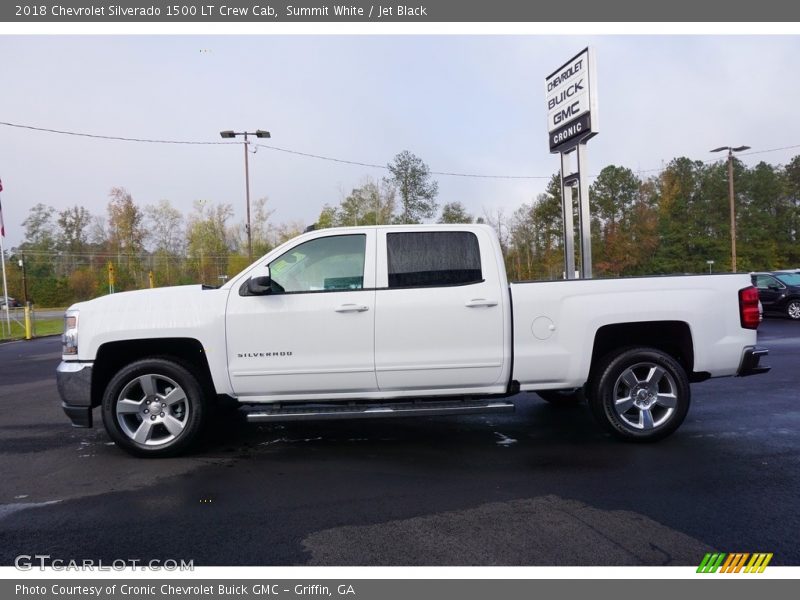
top-left (3, 0), bottom-right (800, 22)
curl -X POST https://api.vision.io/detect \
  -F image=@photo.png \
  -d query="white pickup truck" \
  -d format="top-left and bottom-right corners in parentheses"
top-left (57, 224), bottom-right (769, 456)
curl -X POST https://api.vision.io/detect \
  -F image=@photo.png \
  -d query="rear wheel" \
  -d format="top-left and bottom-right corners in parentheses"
top-left (786, 300), bottom-right (800, 320)
top-left (101, 358), bottom-right (208, 457)
top-left (589, 347), bottom-right (690, 442)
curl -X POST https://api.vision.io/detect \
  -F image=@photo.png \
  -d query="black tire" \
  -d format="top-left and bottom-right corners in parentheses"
top-left (101, 357), bottom-right (208, 457)
top-left (786, 299), bottom-right (800, 320)
top-left (536, 388), bottom-right (585, 405)
top-left (589, 346), bottom-right (690, 442)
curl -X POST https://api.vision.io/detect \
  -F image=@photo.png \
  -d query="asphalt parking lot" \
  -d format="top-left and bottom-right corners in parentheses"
top-left (1, 319), bottom-right (798, 566)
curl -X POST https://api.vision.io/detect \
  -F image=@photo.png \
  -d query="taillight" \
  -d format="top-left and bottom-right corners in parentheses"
top-left (739, 286), bottom-right (761, 329)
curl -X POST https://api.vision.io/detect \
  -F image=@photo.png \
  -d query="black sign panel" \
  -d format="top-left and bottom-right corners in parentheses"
top-left (549, 113), bottom-right (594, 153)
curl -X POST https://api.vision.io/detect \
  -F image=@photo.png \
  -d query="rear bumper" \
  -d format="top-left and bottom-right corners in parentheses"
top-left (56, 361), bottom-right (94, 428)
top-left (737, 346), bottom-right (770, 377)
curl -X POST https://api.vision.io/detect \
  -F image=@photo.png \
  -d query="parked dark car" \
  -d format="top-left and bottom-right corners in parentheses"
top-left (0, 296), bottom-right (21, 308)
top-left (751, 272), bottom-right (800, 320)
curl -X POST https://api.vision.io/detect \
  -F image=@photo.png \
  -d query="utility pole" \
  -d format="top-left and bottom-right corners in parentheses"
top-left (220, 129), bottom-right (271, 262)
top-left (244, 134), bottom-right (252, 261)
top-left (727, 153), bottom-right (736, 272)
top-left (711, 145), bottom-right (750, 272)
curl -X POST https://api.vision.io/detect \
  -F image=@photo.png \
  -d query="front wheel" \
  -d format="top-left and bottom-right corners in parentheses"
top-left (101, 358), bottom-right (208, 457)
top-left (589, 347), bottom-right (690, 442)
top-left (786, 299), bottom-right (800, 320)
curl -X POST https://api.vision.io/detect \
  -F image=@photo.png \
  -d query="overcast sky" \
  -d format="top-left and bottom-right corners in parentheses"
top-left (1, 34), bottom-right (799, 248)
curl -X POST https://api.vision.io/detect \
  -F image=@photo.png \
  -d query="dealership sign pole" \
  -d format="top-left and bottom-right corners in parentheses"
top-left (546, 47), bottom-right (598, 279)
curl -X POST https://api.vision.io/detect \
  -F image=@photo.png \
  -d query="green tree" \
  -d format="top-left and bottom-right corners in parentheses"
top-left (337, 180), bottom-right (393, 226)
top-left (108, 188), bottom-right (145, 257)
top-left (438, 201), bottom-right (474, 224)
top-left (507, 201), bottom-right (536, 280)
top-left (145, 199), bottom-right (184, 256)
top-left (626, 177), bottom-right (660, 275)
top-left (18, 203), bottom-right (58, 279)
top-left (532, 174), bottom-right (566, 279)
top-left (144, 199), bottom-right (184, 285)
top-left (784, 155), bottom-right (800, 265)
top-left (651, 158), bottom-right (718, 274)
top-left (316, 179), bottom-right (395, 228)
top-left (589, 166), bottom-right (643, 276)
top-left (505, 173), bottom-right (564, 281)
top-left (317, 204), bottom-right (338, 229)
top-left (591, 165), bottom-right (640, 227)
top-left (251, 197), bottom-right (276, 257)
top-left (384, 150), bottom-right (439, 224)
top-left (186, 200), bottom-right (234, 284)
top-left (68, 268), bottom-right (98, 302)
top-left (107, 187), bottom-right (146, 288)
top-left (57, 205), bottom-right (93, 275)
top-left (738, 161), bottom-right (783, 271)
top-left (21, 203), bottom-right (57, 250)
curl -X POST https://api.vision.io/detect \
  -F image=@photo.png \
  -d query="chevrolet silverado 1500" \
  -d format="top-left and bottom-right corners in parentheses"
top-left (56, 224), bottom-right (769, 456)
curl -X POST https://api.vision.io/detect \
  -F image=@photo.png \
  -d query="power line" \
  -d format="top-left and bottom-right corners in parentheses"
top-left (2, 119), bottom-right (552, 179)
top-left (251, 143), bottom-right (552, 179)
top-left (2, 119), bottom-right (800, 181)
top-left (252, 143), bottom-right (386, 171)
top-left (0, 121), bottom-right (234, 145)
top-left (740, 143), bottom-right (800, 157)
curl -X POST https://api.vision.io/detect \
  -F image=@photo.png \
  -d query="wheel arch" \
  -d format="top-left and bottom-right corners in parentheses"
top-left (92, 338), bottom-right (216, 407)
top-left (589, 321), bottom-right (697, 383)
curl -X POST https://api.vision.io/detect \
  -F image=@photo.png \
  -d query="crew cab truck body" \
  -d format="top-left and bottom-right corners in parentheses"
top-left (56, 224), bottom-right (769, 456)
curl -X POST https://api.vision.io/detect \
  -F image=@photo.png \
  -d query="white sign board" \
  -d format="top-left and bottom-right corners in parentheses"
top-left (545, 47), bottom-right (598, 152)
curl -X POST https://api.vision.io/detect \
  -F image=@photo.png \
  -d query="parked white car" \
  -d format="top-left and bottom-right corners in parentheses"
top-left (57, 224), bottom-right (769, 456)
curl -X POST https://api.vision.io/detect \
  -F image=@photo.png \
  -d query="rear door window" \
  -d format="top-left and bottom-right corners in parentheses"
top-left (386, 231), bottom-right (482, 288)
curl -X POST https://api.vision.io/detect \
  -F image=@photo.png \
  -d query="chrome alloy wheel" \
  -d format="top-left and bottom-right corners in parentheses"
top-left (115, 374), bottom-right (190, 446)
top-left (788, 301), bottom-right (800, 320)
top-left (612, 362), bottom-right (678, 430)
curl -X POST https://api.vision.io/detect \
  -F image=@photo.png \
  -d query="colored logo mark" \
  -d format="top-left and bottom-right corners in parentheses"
top-left (697, 552), bottom-right (773, 573)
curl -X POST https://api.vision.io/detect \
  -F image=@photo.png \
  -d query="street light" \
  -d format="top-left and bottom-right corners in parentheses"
top-left (220, 129), bottom-right (272, 261)
top-left (710, 145), bottom-right (750, 273)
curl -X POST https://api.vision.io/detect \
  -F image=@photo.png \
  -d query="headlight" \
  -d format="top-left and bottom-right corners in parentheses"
top-left (62, 310), bottom-right (79, 356)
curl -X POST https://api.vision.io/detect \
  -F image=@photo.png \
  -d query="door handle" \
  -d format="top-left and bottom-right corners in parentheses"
top-left (465, 298), bottom-right (498, 308)
top-left (335, 303), bottom-right (369, 313)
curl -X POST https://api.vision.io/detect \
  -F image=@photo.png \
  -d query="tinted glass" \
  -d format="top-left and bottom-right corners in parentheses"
top-left (387, 231), bottom-right (482, 288)
top-left (755, 275), bottom-right (780, 289)
top-left (776, 273), bottom-right (800, 286)
top-left (269, 235), bottom-right (366, 293)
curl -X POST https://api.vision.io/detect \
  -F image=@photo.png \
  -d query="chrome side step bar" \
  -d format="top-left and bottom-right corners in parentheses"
top-left (245, 399), bottom-right (515, 423)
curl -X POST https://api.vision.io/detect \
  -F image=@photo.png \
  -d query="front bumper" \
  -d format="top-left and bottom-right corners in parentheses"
top-left (56, 361), bottom-right (94, 427)
top-left (737, 346), bottom-right (770, 377)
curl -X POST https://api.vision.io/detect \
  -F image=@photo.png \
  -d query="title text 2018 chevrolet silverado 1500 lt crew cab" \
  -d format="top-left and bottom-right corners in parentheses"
top-left (56, 225), bottom-right (769, 456)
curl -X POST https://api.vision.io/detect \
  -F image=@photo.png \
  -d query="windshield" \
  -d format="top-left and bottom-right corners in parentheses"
top-left (776, 273), bottom-right (800, 286)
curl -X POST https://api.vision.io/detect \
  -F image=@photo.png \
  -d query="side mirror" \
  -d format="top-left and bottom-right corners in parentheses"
top-left (768, 284), bottom-right (780, 291)
top-left (246, 276), bottom-right (273, 296)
